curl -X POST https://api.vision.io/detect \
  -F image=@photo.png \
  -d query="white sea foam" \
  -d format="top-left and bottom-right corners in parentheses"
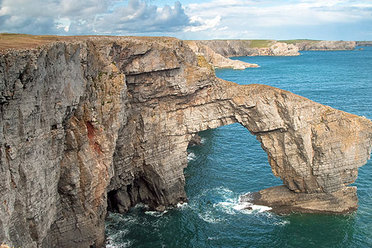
top-left (177, 202), bottom-right (188, 209)
top-left (106, 240), bottom-right (132, 248)
top-left (107, 213), bottom-right (138, 224)
top-left (215, 199), bottom-right (238, 215)
top-left (233, 201), bottom-right (252, 211)
top-left (145, 210), bottom-right (168, 217)
top-left (194, 187), bottom-right (272, 222)
top-left (200, 138), bottom-right (206, 144)
top-left (198, 210), bottom-right (222, 223)
top-left (273, 220), bottom-right (290, 226)
top-left (233, 202), bottom-right (272, 213)
top-left (106, 229), bottom-right (131, 248)
top-left (133, 203), bottom-right (149, 209)
top-left (187, 152), bottom-right (196, 161)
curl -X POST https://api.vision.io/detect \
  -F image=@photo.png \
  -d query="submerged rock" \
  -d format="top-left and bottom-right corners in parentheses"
top-left (188, 134), bottom-right (202, 147)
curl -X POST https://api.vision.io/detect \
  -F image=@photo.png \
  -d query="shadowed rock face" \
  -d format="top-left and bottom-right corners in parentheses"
top-left (0, 37), bottom-right (371, 247)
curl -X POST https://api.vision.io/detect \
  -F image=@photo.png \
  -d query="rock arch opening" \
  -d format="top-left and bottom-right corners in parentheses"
top-left (185, 123), bottom-right (282, 209)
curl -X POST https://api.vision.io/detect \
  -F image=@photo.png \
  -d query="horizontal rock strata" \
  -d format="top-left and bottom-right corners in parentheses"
top-left (0, 35), bottom-right (371, 248)
top-left (293, 40), bottom-right (356, 51)
top-left (196, 40), bottom-right (300, 57)
top-left (185, 40), bottom-right (259, 69)
top-left (193, 40), bottom-right (355, 59)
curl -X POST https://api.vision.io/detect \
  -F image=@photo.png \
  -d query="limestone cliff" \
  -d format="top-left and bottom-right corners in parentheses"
top-left (185, 40), bottom-right (259, 69)
top-left (193, 40), bottom-right (355, 59)
top-left (291, 40), bottom-right (356, 51)
top-left (0, 35), bottom-right (371, 248)
top-left (196, 40), bottom-right (300, 57)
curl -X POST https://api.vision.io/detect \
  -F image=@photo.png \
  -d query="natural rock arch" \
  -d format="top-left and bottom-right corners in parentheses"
top-left (107, 43), bottom-right (372, 215)
top-left (0, 37), bottom-right (371, 248)
top-left (109, 78), bottom-right (372, 211)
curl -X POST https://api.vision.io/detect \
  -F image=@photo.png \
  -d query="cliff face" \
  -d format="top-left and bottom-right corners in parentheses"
top-left (0, 36), bottom-right (371, 248)
top-left (356, 41), bottom-right (372, 47)
top-left (185, 40), bottom-right (259, 69)
top-left (193, 40), bottom-right (355, 59)
top-left (293, 40), bottom-right (356, 51)
top-left (197, 40), bottom-right (300, 57)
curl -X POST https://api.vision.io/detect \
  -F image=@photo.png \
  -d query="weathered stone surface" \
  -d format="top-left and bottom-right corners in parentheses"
top-left (294, 40), bottom-right (356, 51)
top-left (0, 36), bottom-right (371, 247)
top-left (196, 40), bottom-right (300, 57)
top-left (185, 40), bottom-right (259, 69)
top-left (193, 40), bottom-right (355, 58)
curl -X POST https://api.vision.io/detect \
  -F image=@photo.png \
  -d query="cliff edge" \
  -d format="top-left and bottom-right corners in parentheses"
top-left (193, 40), bottom-right (355, 59)
top-left (0, 35), bottom-right (371, 247)
top-left (197, 39), bottom-right (300, 57)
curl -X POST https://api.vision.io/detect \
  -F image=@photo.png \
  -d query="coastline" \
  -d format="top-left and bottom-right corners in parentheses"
top-left (0, 34), bottom-right (371, 248)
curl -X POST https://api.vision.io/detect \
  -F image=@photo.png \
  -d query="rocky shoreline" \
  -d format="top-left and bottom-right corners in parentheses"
top-left (184, 39), bottom-right (355, 69)
top-left (0, 35), bottom-right (371, 247)
top-left (241, 185), bottom-right (358, 214)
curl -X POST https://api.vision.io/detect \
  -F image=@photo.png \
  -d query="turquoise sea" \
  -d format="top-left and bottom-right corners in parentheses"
top-left (106, 47), bottom-right (372, 248)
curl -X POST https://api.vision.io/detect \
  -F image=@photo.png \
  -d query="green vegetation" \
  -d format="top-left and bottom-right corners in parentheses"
top-left (279, 39), bottom-right (319, 44)
top-left (248, 40), bottom-right (273, 48)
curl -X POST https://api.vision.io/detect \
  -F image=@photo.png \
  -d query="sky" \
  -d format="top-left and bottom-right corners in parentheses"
top-left (0, 0), bottom-right (372, 40)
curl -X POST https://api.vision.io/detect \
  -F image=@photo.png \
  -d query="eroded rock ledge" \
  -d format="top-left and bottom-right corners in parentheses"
top-left (0, 36), bottom-right (371, 248)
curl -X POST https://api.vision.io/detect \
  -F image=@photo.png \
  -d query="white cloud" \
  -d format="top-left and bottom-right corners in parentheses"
top-left (181, 0), bottom-right (372, 39)
top-left (0, 0), bottom-right (200, 35)
top-left (186, 0), bottom-right (372, 27)
top-left (92, 0), bottom-right (194, 33)
top-left (185, 15), bottom-right (221, 32)
top-left (0, 0), bottom-right (371, 39)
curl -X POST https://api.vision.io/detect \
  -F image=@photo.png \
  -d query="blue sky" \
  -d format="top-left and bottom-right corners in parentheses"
top-left (1, 0), bottom-right (372, 40)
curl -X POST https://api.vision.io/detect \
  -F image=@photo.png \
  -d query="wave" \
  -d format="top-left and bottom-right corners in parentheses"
top-left (106, 212), bottom-right (138, 225)
top-left (106, 240), bottom-right (132, 248)
top-left (144, 210), bottom-right (168, 217)
top-left (106, 228), bottom-right (131, 248)
top-left (190, 187), bottom-right (275, 224)
top-left (187, 152), bottom-right (196, 161)
top-left (198, 210), bottom-right (223, 223)
top-left (177, 202), bottom-right (189, 209)
top-left (233, 202), bottom-right (272, 213)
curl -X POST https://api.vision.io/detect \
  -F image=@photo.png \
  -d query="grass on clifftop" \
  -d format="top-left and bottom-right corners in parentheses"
top-left (0, 33), bottom-right (64, 50)
top-left (279, 39), bottom-right (319, 44)
top-left (248, 40), bottom-right (273, 48)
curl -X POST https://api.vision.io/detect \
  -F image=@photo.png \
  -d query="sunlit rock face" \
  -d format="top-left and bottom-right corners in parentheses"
top-left (195, 40), bottom-right (300, 57)
top-left (0, 36), bottom-right (370, 247)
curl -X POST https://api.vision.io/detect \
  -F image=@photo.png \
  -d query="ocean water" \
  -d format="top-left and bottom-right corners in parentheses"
top-left (106, 47), bottom-right (372, 248)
